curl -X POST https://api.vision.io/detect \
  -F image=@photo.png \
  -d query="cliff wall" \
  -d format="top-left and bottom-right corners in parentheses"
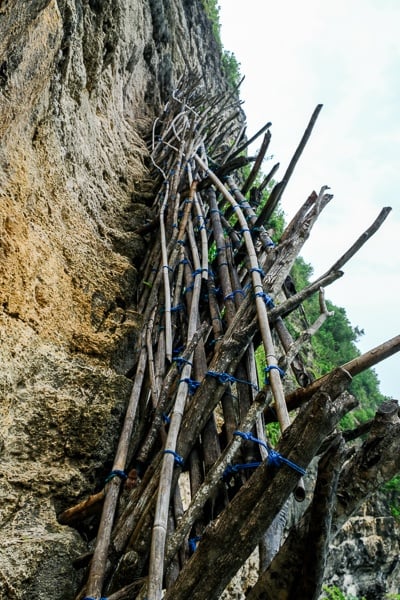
top-left (0, 1), bottom-right (228, 597)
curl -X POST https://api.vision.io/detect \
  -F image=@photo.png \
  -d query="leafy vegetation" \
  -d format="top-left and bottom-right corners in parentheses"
top-left (382, 474), bottom-right (400, 521)
top-left (321, 585), bottom-right (366, 600)
top-left (201, 1), bottom-right (242, 88)
top-left (290, 256), bottom-right (387, 429)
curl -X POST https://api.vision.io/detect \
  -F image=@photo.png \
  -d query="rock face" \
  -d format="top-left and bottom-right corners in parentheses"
top-left (0, 1), bottom-right (229, 597)
top-left (324, 497), bottom-right (400, 599)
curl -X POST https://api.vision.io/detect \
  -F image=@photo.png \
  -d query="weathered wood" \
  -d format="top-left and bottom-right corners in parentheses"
top-left (227, 121), bottom-right (272, 162)
top-left (58, 489), bottom-right (105, 526)
top-left (165, 387), bottom-right (272, 567)
top-left (295, 435), bottom-right (347, 600)
top-left (241, 130), bottom-right (271, 196)
top-left (283, 335), bottom-right (400, 416)
top-left (162, 369), bottom-right (354, 600)
top-left (246, 401), bottom-right (400, 600)
top-left (253, 104), bottom-right (323, 229)
top-left (69, 82), bottom-right (398, 600)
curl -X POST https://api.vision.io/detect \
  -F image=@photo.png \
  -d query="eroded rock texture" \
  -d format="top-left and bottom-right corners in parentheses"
top-left (0, 1), bottom-right (228, 597)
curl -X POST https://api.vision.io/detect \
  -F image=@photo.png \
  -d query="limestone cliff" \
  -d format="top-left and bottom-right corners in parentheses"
top-left (0, 1), bottom-right (229, 597)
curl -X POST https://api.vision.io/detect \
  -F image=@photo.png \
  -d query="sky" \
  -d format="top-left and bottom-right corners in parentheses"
top-left (219, 0), bottom-right (399, 398)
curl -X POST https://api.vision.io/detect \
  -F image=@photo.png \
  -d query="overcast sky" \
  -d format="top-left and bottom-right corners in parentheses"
top-left (219, 0), bottom-right (399, 398)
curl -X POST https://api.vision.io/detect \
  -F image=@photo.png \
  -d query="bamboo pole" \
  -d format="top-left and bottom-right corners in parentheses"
top-left (147, 181), bottom-right (204, 600)
top-left (84, 340), bottom-right (148, 598)
top-left (194, 154), bottom-right (291, 431)
top-left (165, 388), bottom-right (272, 566)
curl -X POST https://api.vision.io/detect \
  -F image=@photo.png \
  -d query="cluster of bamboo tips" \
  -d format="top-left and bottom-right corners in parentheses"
top-left (59, 78), bottom-right (400, 600)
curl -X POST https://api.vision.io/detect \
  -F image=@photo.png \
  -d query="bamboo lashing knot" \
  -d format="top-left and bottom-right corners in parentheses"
top-left (264, 365), bottom-right (285, 384)
top-left (233, 430), bottom-right (268, 450)
top-left (249, 266), bottom-right (265, 277)
top-left (224, 289), bottom-right (245, 301)
top-left (254, 291), bottom-right (274, 308)
top-left (227, 431), bottom-right (306, 477)
top-left (179, 378), bottom-right (201, 395)
top-left (206, 370), bottom-right (258, 390)
top-left (267, 448), bottom-right (306, 476)
top-left (223, 462), bottom-right (261, 481)
top-left (164, 450), bottom-right (184, 467)
top-left (173, 356), bottom-right (193, 369)
top-left (104, 470), bottom-right (127, 484)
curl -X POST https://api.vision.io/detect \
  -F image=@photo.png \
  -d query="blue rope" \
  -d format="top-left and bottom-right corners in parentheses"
top-left (240, 228), bottom-right (251, 234)
top-left (162, 413), bottom-right (171, 424)
top-left (255, 291), bottom-right (274, 308)
top-left (224, 289), bottom-right (244, 301)
top-left (206, 370), bottom-right (258, 390)
top-left (264, 365), bottom-right (285, 384)
top-left (267, 448), bottom-right (306, 476)
top-left (223, 462), bottom-right (261, 481)
top-left (188, 536), bottom-right (202, 553)
top-left (83, 597), bottom-right (108, 600)
top-left (232, 430), bottom-right (305, 476)
top-left (180, 378), bottom-right (201, 395)
top-left (163, 265), bottom-right (173, 272)
top-left (173, 345), bottom-right (185, 355)
top-left (249, 266), bottom-right (265, 277)
top-left (192, 268), bottom-right (204, 277)
top-left (173, 356), bottom-right (193, 369)
top-left (233, 430), bottom-right (268, 452)
top-left (104, 470), bottom-right (127, 484)
top-left (170, 303), bottom-right (184, 312)
top-left (164, 450), bottom-right (184, 467)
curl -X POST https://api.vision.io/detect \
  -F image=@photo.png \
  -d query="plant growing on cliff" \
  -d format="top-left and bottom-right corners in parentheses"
top-left (201, 0), bottom-right (242, 88)
top-left (322, 585), bottom-right (366, 600)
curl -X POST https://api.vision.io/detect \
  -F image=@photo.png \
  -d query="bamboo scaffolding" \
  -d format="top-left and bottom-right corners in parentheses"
top-left (64, 84), bottom-right (399, 600)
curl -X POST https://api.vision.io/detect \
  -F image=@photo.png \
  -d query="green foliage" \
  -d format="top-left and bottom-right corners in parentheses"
top-left (201, 0), bottom-right (222, 48)
top-left (383, 474), bottom-right (400, 492)
top-left (382, 475), bottom-right (400, 521)
top-left (321, 585), bottom-right (366, 600)
top-left (222, 50), bottom-right (241, 89)
top-left (201, 1), bottom-right (241, 89)
top-left (289, 256), bottom-right (386, 429)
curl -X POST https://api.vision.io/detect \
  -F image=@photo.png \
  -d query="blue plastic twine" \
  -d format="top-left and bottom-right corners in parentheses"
top-left (104, 470), bottom-right (127, 484)
top-left (164, 450), bottom-right (184, 467)
top-left (264, 365), bottom-right (285, 384)
top-left (206, 370), bottom-right (258, 390)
